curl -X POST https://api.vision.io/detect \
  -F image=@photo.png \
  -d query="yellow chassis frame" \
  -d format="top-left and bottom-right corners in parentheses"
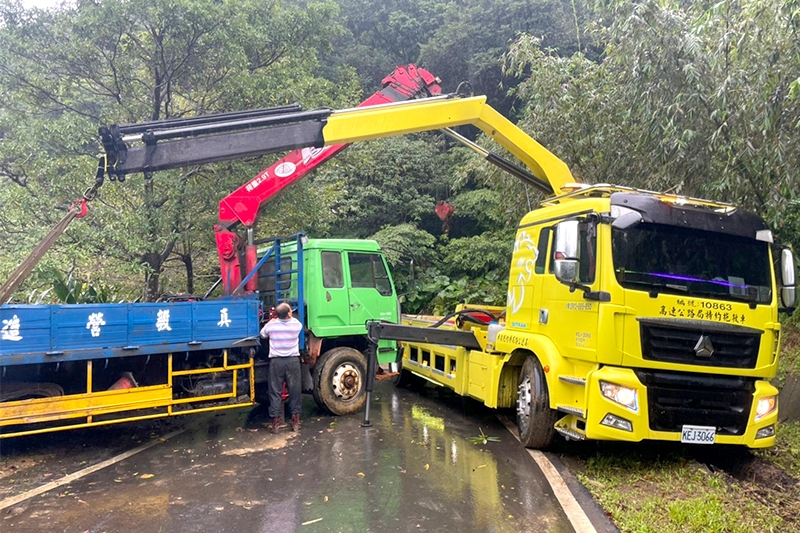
top-left (0, 350), bottom-right (255, 438)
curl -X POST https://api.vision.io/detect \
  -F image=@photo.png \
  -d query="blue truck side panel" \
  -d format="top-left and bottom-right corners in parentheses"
top-left (0, 296), bottom-right (261, 366)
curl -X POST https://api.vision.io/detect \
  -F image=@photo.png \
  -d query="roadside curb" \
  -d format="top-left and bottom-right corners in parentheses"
top-left (497, 413), bottom-right (620, 533)
top-left (543, 450), bottom-right (620, 533)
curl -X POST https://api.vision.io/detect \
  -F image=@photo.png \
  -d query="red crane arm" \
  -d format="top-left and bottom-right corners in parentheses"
top-left (217, 65), bottom-right (441, 228)
top-left (214, 65), bottom-right (441, 294)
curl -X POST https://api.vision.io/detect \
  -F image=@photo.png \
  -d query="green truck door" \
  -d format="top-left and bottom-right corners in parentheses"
top-left (315, 250), bottom-right (350, 329)
top-left (346, 252), bottom-right (397, 327)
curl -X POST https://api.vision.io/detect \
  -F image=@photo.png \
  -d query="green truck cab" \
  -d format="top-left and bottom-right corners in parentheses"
top-left (257, 234), bottom-right (399, 415)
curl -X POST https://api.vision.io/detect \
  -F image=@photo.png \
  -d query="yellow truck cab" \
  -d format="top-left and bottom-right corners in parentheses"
top-left (498, 184), bottom-right (794, 448)
top-left (389, 183), bottom-right (796, 449)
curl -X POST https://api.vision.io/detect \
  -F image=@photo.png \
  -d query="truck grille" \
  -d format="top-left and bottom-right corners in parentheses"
top-left (639, 319), bottom-right (761, 369)
top-left (635, 370), bottom-right (754, 435)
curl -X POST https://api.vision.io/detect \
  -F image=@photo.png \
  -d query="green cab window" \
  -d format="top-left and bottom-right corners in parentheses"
top-left (536, 227), bottom-right (552, 275)
top-left (321, 251), bottom-right (344, 288)
top-left (348, 253), bottom-right (392, 296)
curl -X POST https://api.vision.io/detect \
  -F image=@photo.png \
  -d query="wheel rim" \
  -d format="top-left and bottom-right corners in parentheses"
top-left (517, 375), bottom-right (532, 435)
top-left (331, 362), bottom-right (361, 401)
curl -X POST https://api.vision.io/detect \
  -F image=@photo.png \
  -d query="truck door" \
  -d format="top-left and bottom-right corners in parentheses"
top-left (539, 218), bottom-right (601, 362)
top-left (345, 252), bottom-right (397, 327)
top-left (313, 250), bottom-right (350, 328)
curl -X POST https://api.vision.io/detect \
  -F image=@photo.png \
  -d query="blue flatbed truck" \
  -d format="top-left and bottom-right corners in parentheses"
top-left (1, 296), bottom-right (261, 437)
top-left (0, 231), bottom-right (403, 437)
top-left (0, 66), bottom-right (442, 438)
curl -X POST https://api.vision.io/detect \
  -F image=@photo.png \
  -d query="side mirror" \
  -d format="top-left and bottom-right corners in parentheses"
top-left (554, 219), bottom-right (579, 284)
top-left (780, 248), bottom-right (797, 310)
top-left (611, 209), bottom-right (643, 230)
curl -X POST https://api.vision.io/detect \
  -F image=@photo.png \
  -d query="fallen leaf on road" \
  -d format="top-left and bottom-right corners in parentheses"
top-left (114, 479), bottom-right (122, 483)
top-left (301, 518), bottom-right (323, 526)
top-left (140, 474), bottom-right (155, 479)
top-left (324, 496), bottom-right (328, 502)
top-left (424, 464), bottom-right (430, 470)
top-left (357, 472), bottom-right (365, 477)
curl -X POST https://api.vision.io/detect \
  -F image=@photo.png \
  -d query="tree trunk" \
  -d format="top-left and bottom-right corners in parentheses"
top-left (181, 253), bottom-right (194, 295)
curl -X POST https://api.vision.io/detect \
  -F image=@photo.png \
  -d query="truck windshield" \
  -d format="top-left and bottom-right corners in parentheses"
top-left (611, 223), bottom-right (772, 304)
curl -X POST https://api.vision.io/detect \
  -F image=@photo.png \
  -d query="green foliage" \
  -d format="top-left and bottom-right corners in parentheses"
top-left (405, 267), bottom-right (508, 315)
top-left (419, 0), bottom-right (588, 112)
top-left (4, 0), bottom-right (799, 317)
top-left (506, 0), bottom-right (800, 229)
top-left (49, 268), bottom-right (118, 304)
top-left (756, 420), bottom-right (800, 479)
top-left (0, 0), bottom-right (349, 301)
top-left (579, 449), bottom-right (783, 532)
top-left (441, 231), bottom-right (513, 274)
top-left (315, 135), bottom-right (453, 238)
top-left (330, 0), bottom-right (448, 87)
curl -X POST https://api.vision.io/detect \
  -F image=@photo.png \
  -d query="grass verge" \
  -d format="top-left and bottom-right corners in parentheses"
top-left (570, 442), bottom-right (794, 532)
top-left (564, 320), bottom-right (800, 532)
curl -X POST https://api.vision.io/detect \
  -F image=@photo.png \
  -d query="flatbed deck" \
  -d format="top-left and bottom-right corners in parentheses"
top-left (1, 296), bottom-right (261, 366)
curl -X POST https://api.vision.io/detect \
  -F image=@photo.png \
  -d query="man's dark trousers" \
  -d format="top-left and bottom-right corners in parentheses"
top-left (268, 356), bottom-right (301, 418)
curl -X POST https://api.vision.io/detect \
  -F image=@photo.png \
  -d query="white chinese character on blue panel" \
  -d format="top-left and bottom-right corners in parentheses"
top-left (1, 314), bottom-right (23, 341)
top-left (86, 313), bottom-right (106, 337)
top-left (156, 309), bottom-right (172, 332)
top-left (217, 308), bottom-right (231, 327)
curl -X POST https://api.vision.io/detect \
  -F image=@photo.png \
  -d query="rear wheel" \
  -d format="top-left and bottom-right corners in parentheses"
top-left (312, 347), bottom-right (367, 415)
top-left (517, 356), bottom-right (558, 449)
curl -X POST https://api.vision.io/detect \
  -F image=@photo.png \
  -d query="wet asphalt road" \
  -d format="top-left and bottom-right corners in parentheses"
top-left (0, 380), bottom-right (577, 533)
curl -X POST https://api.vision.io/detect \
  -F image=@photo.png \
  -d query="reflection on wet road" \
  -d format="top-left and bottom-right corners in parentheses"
top-left (1, 381), bottom-right (575, 532)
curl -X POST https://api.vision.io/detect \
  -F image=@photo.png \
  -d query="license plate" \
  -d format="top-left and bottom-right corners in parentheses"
top-left (681, 425), bottom-right (716, 444)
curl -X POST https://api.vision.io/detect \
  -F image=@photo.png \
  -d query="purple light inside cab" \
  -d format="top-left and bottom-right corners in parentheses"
top-left (647, 271), bottom-right (746, 290)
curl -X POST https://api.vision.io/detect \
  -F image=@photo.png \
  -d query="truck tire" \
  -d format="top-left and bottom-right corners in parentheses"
top-left (392, 365), bottom-right (417, 388)
top-left (517, 356), bottom-right (558, 449)
top-left (312, 347), bottom-right (367, 415)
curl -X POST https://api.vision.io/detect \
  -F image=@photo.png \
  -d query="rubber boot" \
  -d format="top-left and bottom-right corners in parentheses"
top-left (269, 417), bottom-right (282, 434)
top-left (291, 413), bottom-right (300, 432)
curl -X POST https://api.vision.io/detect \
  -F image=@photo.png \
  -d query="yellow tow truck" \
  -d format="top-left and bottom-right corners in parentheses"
top-left (348, 97), bottom-right (798, 450)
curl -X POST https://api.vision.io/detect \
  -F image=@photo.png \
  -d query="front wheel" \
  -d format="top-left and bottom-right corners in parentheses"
top-left (517, 356), bottom-right (558, 449)
top-left (312, 347), bottom-right (367, 415)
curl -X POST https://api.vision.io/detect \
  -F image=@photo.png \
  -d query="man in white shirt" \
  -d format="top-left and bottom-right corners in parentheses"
top-left (260, 302), bottom-right (304, 432)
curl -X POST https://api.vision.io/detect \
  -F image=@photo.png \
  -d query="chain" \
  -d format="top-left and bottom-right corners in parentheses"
top-left (83, 156), bottom-right (107, 202)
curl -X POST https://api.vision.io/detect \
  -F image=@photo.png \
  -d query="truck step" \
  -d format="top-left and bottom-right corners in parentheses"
top-left (555, 426), bottom-right (586, 441)
top-left (558, 375), bottom-right (586, 386)
top-left (556, 404), bottom-right (585, 418)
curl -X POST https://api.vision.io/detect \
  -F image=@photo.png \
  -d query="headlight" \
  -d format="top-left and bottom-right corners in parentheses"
top-left (755, 396), bottom-right (777, 421)
top-left (600, 381), bottom-right (639, 411)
